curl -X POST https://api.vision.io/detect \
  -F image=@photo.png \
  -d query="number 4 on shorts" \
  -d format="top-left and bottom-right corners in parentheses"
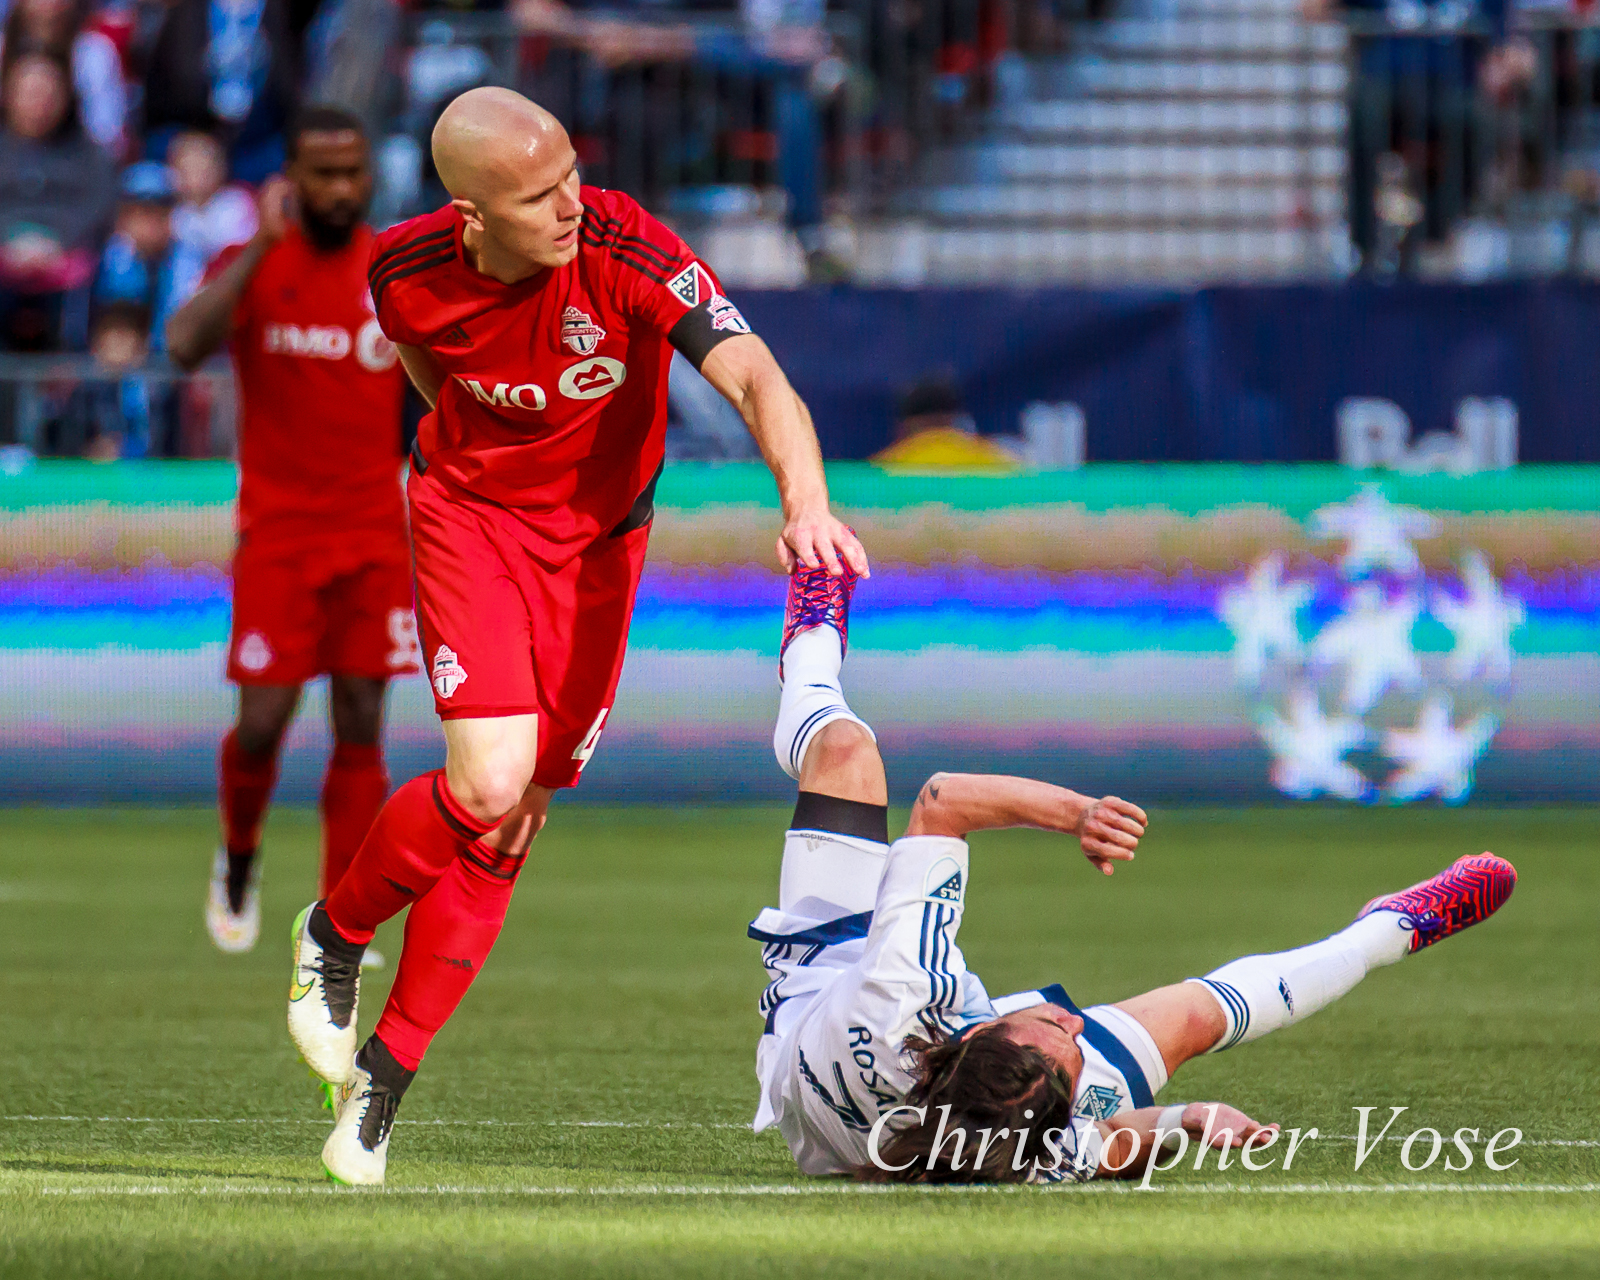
top-left (572, 708), bottom-right (610, 771)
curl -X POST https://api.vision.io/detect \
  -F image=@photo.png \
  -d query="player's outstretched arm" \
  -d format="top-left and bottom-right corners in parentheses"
top-left (905, 773), bottom-right (1147, 875)
top-left (698, 334), bottom-right (868, 580)
top-left (1093, 1103), bottom-right (1279, 1180)
top-left (166, 176), bottom-right (290, 370)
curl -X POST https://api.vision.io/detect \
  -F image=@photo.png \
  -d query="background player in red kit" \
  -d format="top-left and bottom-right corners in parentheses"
top-left (168, 108), bottom-right (418, 958)
top-left (287, 88), bottom-right (869, 1184)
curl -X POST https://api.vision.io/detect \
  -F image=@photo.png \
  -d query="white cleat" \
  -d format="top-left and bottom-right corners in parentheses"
top-left (322, 1056), bottom-right (400, 1186)
top-left (205, 847), bottom-right (259, 954)
top-left (287, 904), bottom-right (360, 1085)
top-left (360, 947), bottom-right (386, 971)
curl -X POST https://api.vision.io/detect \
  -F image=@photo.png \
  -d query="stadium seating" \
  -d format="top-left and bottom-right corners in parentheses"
top-left (862, 0), bottom-right (1352, 282)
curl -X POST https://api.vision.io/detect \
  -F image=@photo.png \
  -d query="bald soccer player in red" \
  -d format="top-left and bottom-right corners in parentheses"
top-left (168, 107), bottom-right (417, 959)
top-left (286, 87), bottom-right (869, 1184)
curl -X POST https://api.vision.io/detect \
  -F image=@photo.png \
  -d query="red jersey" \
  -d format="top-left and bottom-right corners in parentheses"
top-left (368, 187), bottom-right (752, 565)
top-left (210, 224), bottom-right (407, 548)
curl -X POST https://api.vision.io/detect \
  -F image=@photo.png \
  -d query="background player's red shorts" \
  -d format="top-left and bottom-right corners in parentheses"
top-left (228, 535), bottom-right (421, 685)
top-left (407, 469), bottom-right (649, 789)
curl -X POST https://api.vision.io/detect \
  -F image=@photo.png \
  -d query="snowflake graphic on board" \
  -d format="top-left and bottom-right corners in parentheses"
top-left (1221, 485), bottom-right (1517, 805)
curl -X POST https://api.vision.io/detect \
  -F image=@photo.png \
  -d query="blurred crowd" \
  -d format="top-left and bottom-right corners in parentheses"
top-left (0, 0), bottom-right (327, 456)
top-left (0, 0), bottom-right (1023, 457)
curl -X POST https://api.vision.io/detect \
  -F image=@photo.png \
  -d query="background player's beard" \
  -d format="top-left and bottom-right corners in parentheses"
top-left (300, 200), bottom-right (366, 250)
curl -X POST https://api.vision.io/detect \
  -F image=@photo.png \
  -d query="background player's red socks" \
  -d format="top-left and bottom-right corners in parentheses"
top-left (323, 770), bottom-right (497, 945)
top-left (219, 729), bottom-right (278, 856)
top-left (373, 841), bottom-right (526, 1070)
top-left (319, 742), bottom-right (389, 896)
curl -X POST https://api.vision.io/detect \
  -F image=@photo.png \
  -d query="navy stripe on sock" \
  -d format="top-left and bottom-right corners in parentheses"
top-left (1199, 978), bottom-right (1251, 1051)
top-left (788, 704), bottom-right (849, 776)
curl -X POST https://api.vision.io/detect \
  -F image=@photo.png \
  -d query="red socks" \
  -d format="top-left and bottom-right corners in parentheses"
top-left (219, 730), bottom-right (278, 856)
top-left (323, 770), bottom-right (497, 945)
top-left (319, 742), bottom-right (389, 895)
top-left (374, 840), bottom-right (526, 1070)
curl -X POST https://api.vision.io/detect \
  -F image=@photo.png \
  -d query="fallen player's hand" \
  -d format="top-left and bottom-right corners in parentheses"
top-left (777, 510), bottom-right (870, 579)
top-left (1076, 795), bottom-right (1146, 876)
top-left (1185, 1103), bottom-right (1280, 1149)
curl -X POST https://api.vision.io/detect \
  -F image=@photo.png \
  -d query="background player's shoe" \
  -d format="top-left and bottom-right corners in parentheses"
top-left (204, 847), bottom-right (259, 953)
top-left (287, 904), bottom-right (360, 1084)
top-left (779, 543), bottom-right (860, 681)
top-left (360, 947), bottom-right (386, 970)
top-left (321, 1057), bottom-right (398, 1185)
top-left (1358, 853), bottom-right (1517, 953)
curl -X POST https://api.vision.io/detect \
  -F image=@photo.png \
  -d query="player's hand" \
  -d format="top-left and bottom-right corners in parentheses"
top-left (255, 176), bottom-right (294, 244)
top-left (1184, 1103), bottom-right (1280, 1149)
top-left (1075, 795), bottom-right (1146, 876)
top-left (777, 509), bottom-right (870, 579)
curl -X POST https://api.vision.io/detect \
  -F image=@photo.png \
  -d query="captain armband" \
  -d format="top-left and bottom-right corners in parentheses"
top-left (665, 263), bottom-right (754, 369)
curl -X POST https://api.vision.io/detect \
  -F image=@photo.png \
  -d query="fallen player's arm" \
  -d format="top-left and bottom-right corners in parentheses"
top-left (698, 333), bottom-right (868, 579)
top-left (905, 772), bottom-right (1147, 875)
top-left (395, 343), bottom-right (447, 410)
top-left (1094, 1103), bottom-right (1280, 1180)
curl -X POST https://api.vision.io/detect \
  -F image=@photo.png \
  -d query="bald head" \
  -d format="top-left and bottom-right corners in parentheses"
top-left (433, 88), bottom-right (585, 280)
top-left (432, 88), bottom-right (567, 204)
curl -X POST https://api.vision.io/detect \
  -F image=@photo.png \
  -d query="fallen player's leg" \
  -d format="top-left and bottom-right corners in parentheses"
top-left (1114, 851), bottom-right (1520, 1076)
top-left (773, 552), bottom-right (874, 783)
top-left (886, 849), bottom-right (1517, 1182)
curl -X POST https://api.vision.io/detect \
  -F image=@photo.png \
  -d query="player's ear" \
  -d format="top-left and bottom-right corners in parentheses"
top-left (450, 196), bottom-right (485, 232)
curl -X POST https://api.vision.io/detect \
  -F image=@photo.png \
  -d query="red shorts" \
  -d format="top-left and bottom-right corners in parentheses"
top-left (407, 469), bottom-right (649, 789)
top-left (228, 534), bottom-right (420, 685)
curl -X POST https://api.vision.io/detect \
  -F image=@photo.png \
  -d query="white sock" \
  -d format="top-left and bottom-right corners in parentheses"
top-left (1188, 911), bottom-right (1411, 1052)
top-left (778, 830), bottom-right (889, 917)
top-left (773, 626), bottom-right (875, 781)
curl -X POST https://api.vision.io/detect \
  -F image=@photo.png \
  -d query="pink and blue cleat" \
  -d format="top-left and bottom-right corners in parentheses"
top-left (1358, 853), bottom-right (1517, 953)
top-left (779, 542), bottom-right (860, 681)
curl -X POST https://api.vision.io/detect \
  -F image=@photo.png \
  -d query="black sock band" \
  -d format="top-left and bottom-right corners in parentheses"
top-left (360, 1034), bottom-right (416, 1098)
top-left (307, 902), bottom-right (365, 965)
top-left (790, 792), bottom-right (889, 845)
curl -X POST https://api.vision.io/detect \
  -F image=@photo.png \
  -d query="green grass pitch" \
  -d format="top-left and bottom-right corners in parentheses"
top-left (1, 805), bottom-right (1596, 1278)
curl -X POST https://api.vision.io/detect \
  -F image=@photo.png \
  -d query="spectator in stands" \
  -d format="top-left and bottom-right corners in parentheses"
top-left (40, 300), bottom-right (163, 458)
top-left (511, 0), bottom-right (837, 275)
top-left (0, 52), bottom-right (116, 350)
top-left (0, 0), bottom-right (128, 151)
top-left (168, 129), bottom-right (258, 304)
top-left (870, 377), bottom-right (1021, 471)
top-left (143, 0), bottom-right (300, 183)
top-left (95, 160), bottom-right (184, 349)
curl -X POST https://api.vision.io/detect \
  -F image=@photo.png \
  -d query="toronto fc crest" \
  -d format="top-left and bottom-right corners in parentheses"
top-left (561, 306), bottom-right (606, 355)
top-left (431, 644), bottom-right (468, 699)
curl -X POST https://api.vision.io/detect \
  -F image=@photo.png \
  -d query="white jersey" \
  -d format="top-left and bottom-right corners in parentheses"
top-left (749, 835), bottom-right (1167, 1179)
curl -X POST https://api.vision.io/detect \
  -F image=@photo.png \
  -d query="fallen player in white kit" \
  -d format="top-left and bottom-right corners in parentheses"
top-left (754, 563), bottom-right (1519, 1183)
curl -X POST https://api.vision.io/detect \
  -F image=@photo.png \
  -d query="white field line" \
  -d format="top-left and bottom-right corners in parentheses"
top-left (1, 1117), bottom-right (1595, 1147)
top-left (0, 1182), bottom-right (1598, 1199)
